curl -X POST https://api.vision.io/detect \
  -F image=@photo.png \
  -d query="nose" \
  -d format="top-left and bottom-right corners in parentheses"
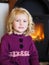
top-left (19, 20), bottom-right (23, 25)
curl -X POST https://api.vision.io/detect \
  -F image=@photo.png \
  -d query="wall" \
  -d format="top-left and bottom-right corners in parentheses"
top-left (0, 3), bottom-right (9, 42)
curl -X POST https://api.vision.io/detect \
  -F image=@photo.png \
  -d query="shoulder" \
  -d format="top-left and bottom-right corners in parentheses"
top-left (1, 33), bottom-right (9, 39)
top-left (1, 33), bottom-right (15, 42)
top-left (26, 35), bottom-right (34, 42)
top-left (1, 33), bottom-right (11, 42)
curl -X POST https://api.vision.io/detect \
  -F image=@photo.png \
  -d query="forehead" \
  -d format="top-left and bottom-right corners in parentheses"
top-left (15, 13), bottom-right (28, 19)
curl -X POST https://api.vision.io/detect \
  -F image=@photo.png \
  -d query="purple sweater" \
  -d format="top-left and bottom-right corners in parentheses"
top-left (1, 33), bottom-right (39, 65)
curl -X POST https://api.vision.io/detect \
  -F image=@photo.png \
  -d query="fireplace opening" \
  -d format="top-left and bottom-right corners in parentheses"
top-left (30, 15), bottom-right (49, 62)
top-left (30, 23), bottom-right (44, 41)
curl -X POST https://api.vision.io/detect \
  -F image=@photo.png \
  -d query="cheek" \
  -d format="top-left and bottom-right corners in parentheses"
top-left (24, 23), bottom-right (28, 30)
top-left (13, 22), bottom-right (17, 29)
top-left (25, 23), bottom-right (28, 27)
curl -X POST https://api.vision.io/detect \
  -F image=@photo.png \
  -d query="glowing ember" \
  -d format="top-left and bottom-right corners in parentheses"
top-left (30, 23), bottom-right (44, 41)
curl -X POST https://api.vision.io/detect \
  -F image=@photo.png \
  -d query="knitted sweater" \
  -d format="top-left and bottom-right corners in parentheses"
top-left (1, 33), bottom-right (39, 65)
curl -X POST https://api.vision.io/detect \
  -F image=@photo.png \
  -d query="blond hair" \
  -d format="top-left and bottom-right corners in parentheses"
top-left (6, 7), bottom-right (35, 36)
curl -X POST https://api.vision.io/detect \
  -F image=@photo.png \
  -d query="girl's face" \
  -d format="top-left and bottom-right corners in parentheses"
top-left (13, 13), bottom-right (28, 34)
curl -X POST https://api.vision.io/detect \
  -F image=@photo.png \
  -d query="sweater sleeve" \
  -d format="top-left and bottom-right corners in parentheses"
top-left (29, 37), bottom-right (40, 65)
top-left (1, 35), bottom-right (14, 65)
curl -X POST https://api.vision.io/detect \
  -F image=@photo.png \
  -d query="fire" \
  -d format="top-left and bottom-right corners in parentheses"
top-left (30, 23), bottom-right (44, 41)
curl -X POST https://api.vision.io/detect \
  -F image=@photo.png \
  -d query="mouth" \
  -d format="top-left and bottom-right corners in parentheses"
top-left (18, 27), bottom-right (24, 29)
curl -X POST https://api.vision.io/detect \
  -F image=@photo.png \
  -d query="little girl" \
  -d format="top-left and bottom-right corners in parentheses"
top-left (1, 7), bottom-right (39, 65)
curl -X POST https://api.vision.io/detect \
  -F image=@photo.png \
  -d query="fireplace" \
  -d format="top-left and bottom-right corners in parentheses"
top-left (31, 15), bottom-right (49, 62)
top-left (14, 0), bottom-right (49, 62)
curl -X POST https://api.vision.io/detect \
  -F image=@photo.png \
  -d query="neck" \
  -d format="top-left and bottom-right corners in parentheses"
top-left (14, 31), bottom-right (23, 35)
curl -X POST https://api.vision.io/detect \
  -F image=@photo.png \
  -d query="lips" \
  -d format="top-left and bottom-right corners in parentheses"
top-left (18, 27), bottom-right (24, 29)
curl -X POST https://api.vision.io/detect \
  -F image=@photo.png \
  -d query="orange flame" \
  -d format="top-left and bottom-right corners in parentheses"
top-left (30, 23), bottom-right (44, 41)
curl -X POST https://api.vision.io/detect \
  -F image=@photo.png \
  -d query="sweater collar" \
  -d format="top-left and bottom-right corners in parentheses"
top-left (13, 33), bottom-right (25, 37)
